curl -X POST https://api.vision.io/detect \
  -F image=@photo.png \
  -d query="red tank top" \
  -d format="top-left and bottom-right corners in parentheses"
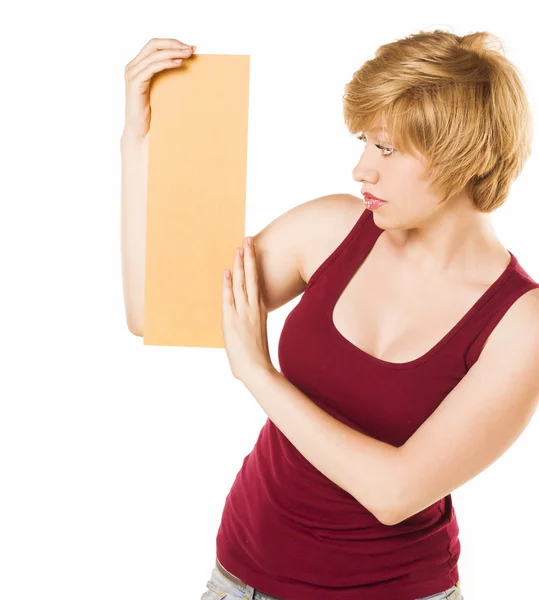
top-left (216, 208), bottom-right (539, 600)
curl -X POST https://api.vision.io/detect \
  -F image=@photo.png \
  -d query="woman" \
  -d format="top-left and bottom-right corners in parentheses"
top-left (121, 29), bottom-right (539, 600)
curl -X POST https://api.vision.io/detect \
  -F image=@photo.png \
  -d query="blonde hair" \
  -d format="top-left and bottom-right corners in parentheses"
top-left (342, 29), bottom-right (534, 212)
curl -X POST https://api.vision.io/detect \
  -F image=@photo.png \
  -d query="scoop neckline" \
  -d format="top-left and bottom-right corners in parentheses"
top-left (328, 217), bottom-right (517, 370)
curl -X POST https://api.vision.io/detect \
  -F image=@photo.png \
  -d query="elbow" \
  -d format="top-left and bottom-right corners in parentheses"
top-left (376, 495), bottom-right (405, 526)
top-left (353, 493), bottom-right (399, 527)
top-left (378, 490), bottom-right (408, 526)
top-left (126, 315), bottom-right (143, 337)
top-left (373, 475), bottom-right (406, 527)
top-left (375, 502), bottom-right (399, 526)
top-left (376, 448), bottom-right (408, 526)
top-left (379, 508), bottom-right (402, 527)
top-left (129, 326), bottom-right (143, 337)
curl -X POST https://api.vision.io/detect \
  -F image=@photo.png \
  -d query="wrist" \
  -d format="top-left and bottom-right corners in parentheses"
top-left (242, 363), bottom-right (279, 391)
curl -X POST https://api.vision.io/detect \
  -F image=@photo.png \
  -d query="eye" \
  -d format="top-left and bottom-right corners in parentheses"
top-left (356, 133), bottom-right (395, 158)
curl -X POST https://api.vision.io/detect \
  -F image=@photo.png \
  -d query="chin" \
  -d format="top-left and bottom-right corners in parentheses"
top-left (368, 208), bottom-right (390, 224)
top-left (370, 211), bottom-right (409, 233)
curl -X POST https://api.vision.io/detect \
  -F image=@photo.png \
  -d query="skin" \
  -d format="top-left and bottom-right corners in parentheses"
top-left (353, 127), bottom-right (511, 278)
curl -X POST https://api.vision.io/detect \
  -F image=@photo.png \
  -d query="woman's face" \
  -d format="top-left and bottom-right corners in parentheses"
top-left (351, 128), bottom-right (449, 231)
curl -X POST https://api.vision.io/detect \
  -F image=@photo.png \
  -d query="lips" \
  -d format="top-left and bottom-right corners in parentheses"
top-left (363, 192), bottom-right (387, 203)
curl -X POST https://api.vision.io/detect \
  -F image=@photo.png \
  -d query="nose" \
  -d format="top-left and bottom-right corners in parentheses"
top-left (352, 160), bottom-right (379, 185)
top-left (351, 144), bottom-right (380, 184)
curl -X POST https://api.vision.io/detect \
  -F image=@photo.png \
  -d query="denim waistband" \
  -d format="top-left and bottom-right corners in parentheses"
top-left (215, 558), bottom-right (461, 599)
top-left (215, 558), bottom-right (284, 600)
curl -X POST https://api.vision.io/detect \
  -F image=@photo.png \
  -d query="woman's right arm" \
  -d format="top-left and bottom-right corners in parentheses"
top-left (120, 37), bottom-right (326, 337)
top-left (120, 129), bottom-right (148, 336)
top-left (120, 38), bottom-right (197, 336)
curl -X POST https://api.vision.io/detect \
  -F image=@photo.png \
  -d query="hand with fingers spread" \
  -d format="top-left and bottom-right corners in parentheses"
top-left (123, 37), bottom-right (197, 139)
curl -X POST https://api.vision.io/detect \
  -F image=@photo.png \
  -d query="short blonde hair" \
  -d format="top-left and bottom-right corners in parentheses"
top-left (342, 29), bottom-right (533, 212)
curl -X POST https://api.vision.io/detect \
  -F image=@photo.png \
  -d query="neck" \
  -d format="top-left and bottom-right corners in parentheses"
top-left (386, 193), bottom-right (506, 277)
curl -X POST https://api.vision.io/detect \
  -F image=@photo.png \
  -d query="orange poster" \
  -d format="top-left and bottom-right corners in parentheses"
top-left (143, 53), bottom-right (251, 347)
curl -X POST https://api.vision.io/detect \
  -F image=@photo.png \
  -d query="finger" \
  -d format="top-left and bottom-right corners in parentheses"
top-left (233, 248), bottom-right (247, 310)
top-left (125, 38), bottom-right (193, 72)
top-left (243, 237), bottom-right (259, 306)
top-left (222, 269), bottom-right (235, 312)
top-left (126, 46), bottom-right (195, 81)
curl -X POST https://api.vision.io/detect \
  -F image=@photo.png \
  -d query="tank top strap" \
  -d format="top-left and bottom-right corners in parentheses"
top-left (303, 206), bottom-right (539, 370)
top-left (304, 207), bottom-right (382, 297)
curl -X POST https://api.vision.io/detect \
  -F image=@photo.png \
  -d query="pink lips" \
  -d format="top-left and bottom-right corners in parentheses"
top-left (363, 192), bottom-right (387, 203)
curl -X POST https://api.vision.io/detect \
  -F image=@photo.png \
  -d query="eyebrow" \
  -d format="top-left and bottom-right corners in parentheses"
top-left (362, 130), bottom-right (393, 146)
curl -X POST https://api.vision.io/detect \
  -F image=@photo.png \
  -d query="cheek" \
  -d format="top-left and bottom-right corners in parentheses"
top-left (394, 187), bottom-right (439, 219)
top-left (397, 169), bottom-right (432, 203)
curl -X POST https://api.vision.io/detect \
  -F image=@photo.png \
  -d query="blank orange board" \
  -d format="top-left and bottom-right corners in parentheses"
top-left (143, 53), bottom-right (251, 347)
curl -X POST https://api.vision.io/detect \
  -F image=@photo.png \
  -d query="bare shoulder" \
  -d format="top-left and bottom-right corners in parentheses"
top-left (297, 193), bottom-right (366, 285)
top-left (512, 286), bottom-right (539, 326)
top-left (498, 285), bottom-right (539, 330)
top-left (482, 285), bottom-right (539, 357)
top-left (251, 192), bottom-right (364, 313)
top-left (528, 287), bottom-right (539, 304)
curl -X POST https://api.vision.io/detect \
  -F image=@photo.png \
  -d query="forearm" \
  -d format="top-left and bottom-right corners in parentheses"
top-left (120, 129), bottom-right (149, 336)
top-left (243, 367), bottom-right (402, 525)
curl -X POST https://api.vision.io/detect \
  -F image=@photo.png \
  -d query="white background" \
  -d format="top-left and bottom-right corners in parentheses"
top-left (1, 1), bottom-right (538, 599)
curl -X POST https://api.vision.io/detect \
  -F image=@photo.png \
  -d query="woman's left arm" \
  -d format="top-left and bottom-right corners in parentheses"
top-left (222, 236), bottom-right (539, 527)
top-left (244, 290), bottom-right (539, 526)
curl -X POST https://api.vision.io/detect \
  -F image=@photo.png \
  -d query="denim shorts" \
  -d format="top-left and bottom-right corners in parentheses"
top-left (201, 559), bottom-right (465, 600)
